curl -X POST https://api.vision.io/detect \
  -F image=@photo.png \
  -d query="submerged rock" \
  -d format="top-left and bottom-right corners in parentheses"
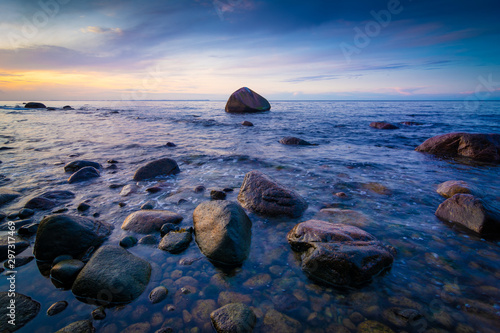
top-left (120, 184), bottom-right (139, 197)
top-left (279, 137), bottom-right (314, 145)
top-left (121, 210), bottom-right (183, 234)
top-left (120, 236), bottom-right (138, 249)
top-left (24, 196), bottom-right (56, 210)
top-left (0, 235), bottom-right (29, 261)
top-left (72, 245), bottom-right (151, 304)
top-left (34, 214), bottom-right (113, 262)
top-left (287, 220), bottom-right (395, 287)
top-left (211, 303), bottom-right (257, 333)
top-left (263, 309), bottom-right (302, 333)
top-left (237, 170), bottom-right (308, 218)
top-left (0, 188), bottom-right (21, 207)
top-left (50, 259), bottom-right (85, 288)
top-left (370, 122), bottom-right (398, 130)
top-left (242, 121), bottom-right (254, 127)
top-left (149, 286), bottom-right (168, 304)
top-left (210, 190), bottom-right (227, 200)
top-left (68, 166), bottom-right (100, 183)
top-left (25, 102), bottom-right (46, 109)
top-left (416, 132), bottom-right (500, 163)
top-left (159, 230), bottom-right (192, 254)
top-left (47, 301), bottom-right (68, 316)
top-left (193, 201), bottom-right (252, 266)
top-left (64, 160), bottom-right (102, 173)
top-left (225, 87), bottom-right (271, 113)
top-left (0, 292), bottom-right (41, 332)
top-left (435, 194), bottom-right (500, 235)
top-left (133, 158), bottom-right (180, 181)
top-left (436, 180), bottom-right (472, 198)
top-left (55, 320), bottom-right (94, 333)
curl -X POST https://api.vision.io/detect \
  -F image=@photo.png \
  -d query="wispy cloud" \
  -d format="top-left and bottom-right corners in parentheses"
top-left (81, 26), bottom-right (123, 35)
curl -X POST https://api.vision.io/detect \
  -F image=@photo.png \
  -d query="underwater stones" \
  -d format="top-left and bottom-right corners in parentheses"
top-left (40, 190), bottom-right (76, 201)
top-left (24, 102), bottom-right (46, 108)
top-left (279, 137), bottom-right (314, 145)
top-left (415, 132), bottom-right (500, 163)
top-left (158, 230), bottom-right (192, 254)
top-left (369, 122), bottom-right (399, 130)
top-left (319, 208), bottom-right (371, 228)
top-left (72, 245), bottom-right (151, 304)
top-left (24, 196), bottom-right (56, 210)
top-left (55, 320), bottom-right (94, 333)
top-left (436, 180), bottom-right (472, 198)
top-left (263, 309), bottom-right (302, 333)
top-left (0, 293), bottom-right (40, 332)
top-left (211, 303), bottom-right (257, 333)
top-left (121, 210), bottom-right (183, 234)
top-left (237, 170), bottom-right (308, 218)
top-left (192, 299), bottom-right (217, 324)
top-left (0, 188), bottom-right (21, 206)
top-left (287, 220), bottom-right (395, 287)
top-left (218, 291), bottom-right (252, 306)
top-left (357, 320), bottom-right (395, 333)
top-left (242, 121), bottom-right (254, 127)
top-left (47, 301), bottom-right (68, 316)
top-left (133, 157), bottom-right (180, 181)
top-left (435, 194), bottom-right (500, 235)
top-left (193, 201), bottom-right (252, 266)
top-left (50, 259), bottom-right (85, 288)
top-left (68, 166), bottom-right (100, 184)
top-left (64, 160), bottom-right (102, 173)
top-left (225, 87), bottom-right (271, 113)
top-left (34, 214), bottom-right (113, 262)
top-left (149, 286), bottom-right (168, 304)
top-left (0, 235), bottom-right (29, 261)
top-left (243, 273), bottom-right (271, 288)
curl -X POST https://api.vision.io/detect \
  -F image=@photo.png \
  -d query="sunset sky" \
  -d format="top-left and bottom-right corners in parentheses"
top-left (1, 0), bottom-right (499, 101)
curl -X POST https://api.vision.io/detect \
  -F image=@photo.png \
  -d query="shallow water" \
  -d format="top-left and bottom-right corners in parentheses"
top-left (0, 100), bottom-right (499, 332)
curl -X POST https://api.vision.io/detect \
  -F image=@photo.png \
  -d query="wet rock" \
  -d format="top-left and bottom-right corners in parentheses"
top-left (165, 142), bottom-right (176, 147)
top-left (47, 300), bottom-right (68, 316)
top-left (55, 320), bottom-right (94, 333)
top-left (279, 137), bottom-right (314, 145)
top-left (120, 236), bottom-right (138, 248)
top-left (160, 223), bottom-right (179, 236)
top-left (25, 102), bottom-right (46, 108)
top-left (0, 188), bottom-right (21, 206)
top-left (34, 214), bottom-right (112, 262)
top-left (194, 185), bottom-right (206, 193)
top-left (370, 122), bottom-right (398, 129)
top-left (242, 121), bottom-right (254, 126)
top-left (262, 309), bottom-right (302, 333)
top-left (435, 194), bottom-right (500, 235)
top-left (24, 196), bottom-right (56, 210)
top-left (436, 180), bottom-right (472, 198)
top-left (146, 186), bottom-right (162, 193)
top-left (225, 87), bottom-right (271, 113)
top-left (416, 132), bottom-right (500, 163)
top-left (382, 307), bottom-right (423, 328)
top-left (122, 323), bottom-right (151, 333)
top-left (287, 220), bottom-right (395, 287)
top-left (362, 182), bottom-right (391, 195)
top-left (18, 208), bottom-right (34, 219)
top-left (210, 190), bottom-right (226, 200)
top-left (68, 166), bottom-right (100, 183)
top-left (78, 202), bottom-right (91, 211)
top-left (64, 160), bottom-right (102, 173)
top-left (237, 170), bottom-right (308, 218)
top-left (41, 190), bottom-right (76, 201)
top-left (272, 294), bottom-right (302, 312)
top-left (0, 218), bottom-right (33, 231)
top-left (149, 286), bottom-right (168, 304)
top-left (122, 210), bottom-right (183, 234)
top-left (3, 256), bottom-right (33, 269)
top-left (218, 291), bottom-right (252, 306)
top-left (335, 192), bottom-right (348, 198)
top-left (50, 259), bottom-right (85, 288)
top-left (193, 201), bottom-right (252, 266)
top-left (0, 292), bottom-right (41, 332)
top-left (0, 235), bottom-right (29, 261)
top-left (401, 121), bottom-right (423, 126)
top-left (120, 184), bottom-right (139, 196)
top-left (18, 222), bottom-right (39, 236)
top-left (141, 201), bottom-right (156, 210)
top-left (72, 245), bottom-right (151, 304)
top-left (357, 320), bottom-right (395, 333)
top-left (53, 254), bottom-right (73, 265)
top-left (63, 105), bottom-right (74, 110)
top-left (211, 303), bottom-right (257, 333)
top-left (133, 158), bottom-right (180, 181)
top-left (159, 230), bottom-right (192, 254)
top-left (243, 274), bottom-right (271, 288)
top-left (138, 235), bottom-right (159, 245)
top-left (0, 211), bottom-right (5, 221)
top-left (92, 307), bottom-right (106, 320)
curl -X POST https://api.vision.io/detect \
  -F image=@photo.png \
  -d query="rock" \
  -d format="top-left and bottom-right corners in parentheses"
top-left (160, 223), bottom-right (179, 236)
top-left (18, 223), bottom-right (39, 236)
top-left (382, 307), bottom-right (423, 328)
top-left (415, 133), bottom-right (500, 163)
top-left (146, 186), bottom-right (162, 193)
top-left (194, 185), bottom-right (206, 193)
top-left (225, 87), bottom-right (271, 113)
top-left (436, 180), bottom-right (472, 198)
top-left (211, 190), bottom-right (227, 200)
top-left (243, 273), bottom-right (271, 288)
top-left (92, 307), bottom-right (106, 320)
top-left (0, 218), bottom-right (33, 231)
top-left (63, 105), bottom-right (74, 110)
top-left (120, 236), bottom-right (138, 248)
top-left (64, 160), bottom-right (102, 173)
top-left (435, 194), bottom-right (500, 235)
top-left (211, 303), bottom-right (257, 333)
top-left (133, 158), bottom-right (180, 181)
top-left (18, 208), bottom-right (34, 219)
top-left (218, 292), bottom-right (252, 306)
top-left (68, 166), bottom-right (100, 183)
top-left (237, 170), bottom-right (308, 218)
top-left (138, 235), bottom-right (159, 245)
top-left (33, 214), bottom-right (112, 262)
top-left (24, 196), bottom-right (56, 210)
top-left (279, 137), bottom-right (314, 145)
top-left (400, 121), bottom-right (423, 126)
top-left (25, 102), bottom-right (46, 108)
top-left (0, 235), bottom-right (29, 261)
top-left (3, 256), bottom-right (33, 269)
top-left (165, 142), bottom-right (176, 147)
top-left (149, 286), bottom-right (168, 304)
top-left (369, 122), bottom-right (398, 130)
top-left (141, 201), bottom-right (155, 210)
top-left (159, 230), bottom-right (192, 254)
top-left (55, 320), bottom-right (94, 333)
top-left (192, 299), bottom-right (217, 324)
top-left (47, 300), bottom-right (68, 316)
top-left (357, 320), bottom-right (395, 333)
top-left (0, 188), bottom-right (21, 206)
top-left (287, 220), bottom-right (395, 287)
top-left (122, 323), bottom-right (151, 333)
top-left (40, 190), bottom-right (76, 201)
top-left (242, 121), bottom-right (254, 126)
top-left (47, 107), bottom-right (56, 111)
top-left (0, 211), bottom-right (5, 221)
top-left (77, 202), bottom-right (91, 211)
top-left (121, 210), bottom-right (183, 234)
top-left (0, 292), bottom-right (41, 332)
top-left (262, 309), bottom-right (302, 333)
top-left (335, 192), bottom-right (348, 198)
top-left (120, 184), bottom-right (139, 196)
top-left (319, 208), bottom-right (371, 228)
top-left (362, 182), bottom-right (391, 195)
top-left (193, 201), bottom-right (252, 266)
top-left (50, 259), bottom-right (85, 288)
top-left (53, 254), bottom-right (73, 265)
top-left (72, 245), bottom-right (151, 304)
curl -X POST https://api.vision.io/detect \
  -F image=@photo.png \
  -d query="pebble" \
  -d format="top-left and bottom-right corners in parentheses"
top-left (242, 121), bottom-right (254, 126)
top-left (92, 307), bottom-right (106, 320)
top-left (17, 223), bottom-right (39, 236)
top-left (18, 208), bottom-right (34, 219)
top-left (120, 236), bottom-right (138, 248)
top-left (47, 301), bottom-right (68, 316)
top-left (149, 286), bottom-right (169, 304)
top-left (210, 190), bottom-right (226, 200)
top-left (160, 223), bottom-right (179, 236)
top-left (77, 202), bottom-right (91, 211)
top-left (165, 142), bottom-right (176, 147)
top-left (107, 159), bottom-right (119, 164)
top-left (141, 201), bottom-right (156, 210)
top-left (194, 185), bottom-right (205, 193)
top-left (139, 235), bottom-right (158, 245)
top-left (146, 187), bottom-right (162, 193)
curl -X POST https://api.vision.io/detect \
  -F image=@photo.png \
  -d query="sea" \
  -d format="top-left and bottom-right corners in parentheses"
top-left (0, 100), bottom-right (499, 332)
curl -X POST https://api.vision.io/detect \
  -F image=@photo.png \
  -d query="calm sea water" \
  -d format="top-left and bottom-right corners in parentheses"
top-left (0, 100), bottom-right (499, 332)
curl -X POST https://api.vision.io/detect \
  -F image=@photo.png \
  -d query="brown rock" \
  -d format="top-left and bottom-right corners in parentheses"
top-left (436, 180), bottom-right (472, 198)
top-left (121, 210), bottom-right (183, 234)
top-left (262, 309), bottom-right (302, 333)
top-left (369, 122), bottom-right (398, 130)
top-left (225, 87), bottom-right (271, 113)
top-left (211, 303), bottom-right (257, 333)
top-left (133, 158), bottom-right (180, 181)
top-left (279, 137), bottom-right (314, 145)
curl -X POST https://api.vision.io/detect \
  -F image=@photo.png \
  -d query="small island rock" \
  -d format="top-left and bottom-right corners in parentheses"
top-left (225, 87), bottom-right (271, 113)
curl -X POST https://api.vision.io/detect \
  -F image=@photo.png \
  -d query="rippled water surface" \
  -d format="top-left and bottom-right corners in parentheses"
top-left (0, 100), bottom-right (499, 332)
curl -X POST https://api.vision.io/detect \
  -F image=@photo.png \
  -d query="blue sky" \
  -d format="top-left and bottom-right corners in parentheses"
top-left (1, 0), bottom-right (499, 100)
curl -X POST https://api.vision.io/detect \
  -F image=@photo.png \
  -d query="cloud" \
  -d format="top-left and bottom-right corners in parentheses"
top-left (81, 26), bottom-right (123, 35)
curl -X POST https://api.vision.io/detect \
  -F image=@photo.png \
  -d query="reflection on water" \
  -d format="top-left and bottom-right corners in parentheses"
top-left (0, 101), bottom-right (499, 332)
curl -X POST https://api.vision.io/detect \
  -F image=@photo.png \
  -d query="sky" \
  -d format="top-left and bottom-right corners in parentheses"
top-left (0, 0), bottom-right (499, 101)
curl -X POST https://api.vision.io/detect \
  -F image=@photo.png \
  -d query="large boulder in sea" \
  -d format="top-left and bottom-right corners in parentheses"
top-left (34, 214), bottom-right (113, 262)
top-left (133, 158), bottom-right (180, 181)
top-left (193, 201), bottom-right (252, 266)
top-left (237, 170), bottom-right (308, 218)
top-left (225, 87), bottom-right (271, 113)
top-left (415, 133), bottom-right (500, 163)
top-left (121, 210), bottom-right (183, 234)
top-left (287, 220), bottom-right (395, 287)
top-left (0, 188), bottom-right (21, 207)
top-left (435, 194), bottom-right (500, 236)
top-left (0, 292), bottom-right (41, 332)
top-left (211, 303), bottom-right (257, 333)
top-left (24, 102), bottom-right (46, 109)
top-left (72, 245), bottom-right (151, 305)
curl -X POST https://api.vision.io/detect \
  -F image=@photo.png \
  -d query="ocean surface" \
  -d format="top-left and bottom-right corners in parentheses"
top-left (0, 100), bottom-right (499, 332)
